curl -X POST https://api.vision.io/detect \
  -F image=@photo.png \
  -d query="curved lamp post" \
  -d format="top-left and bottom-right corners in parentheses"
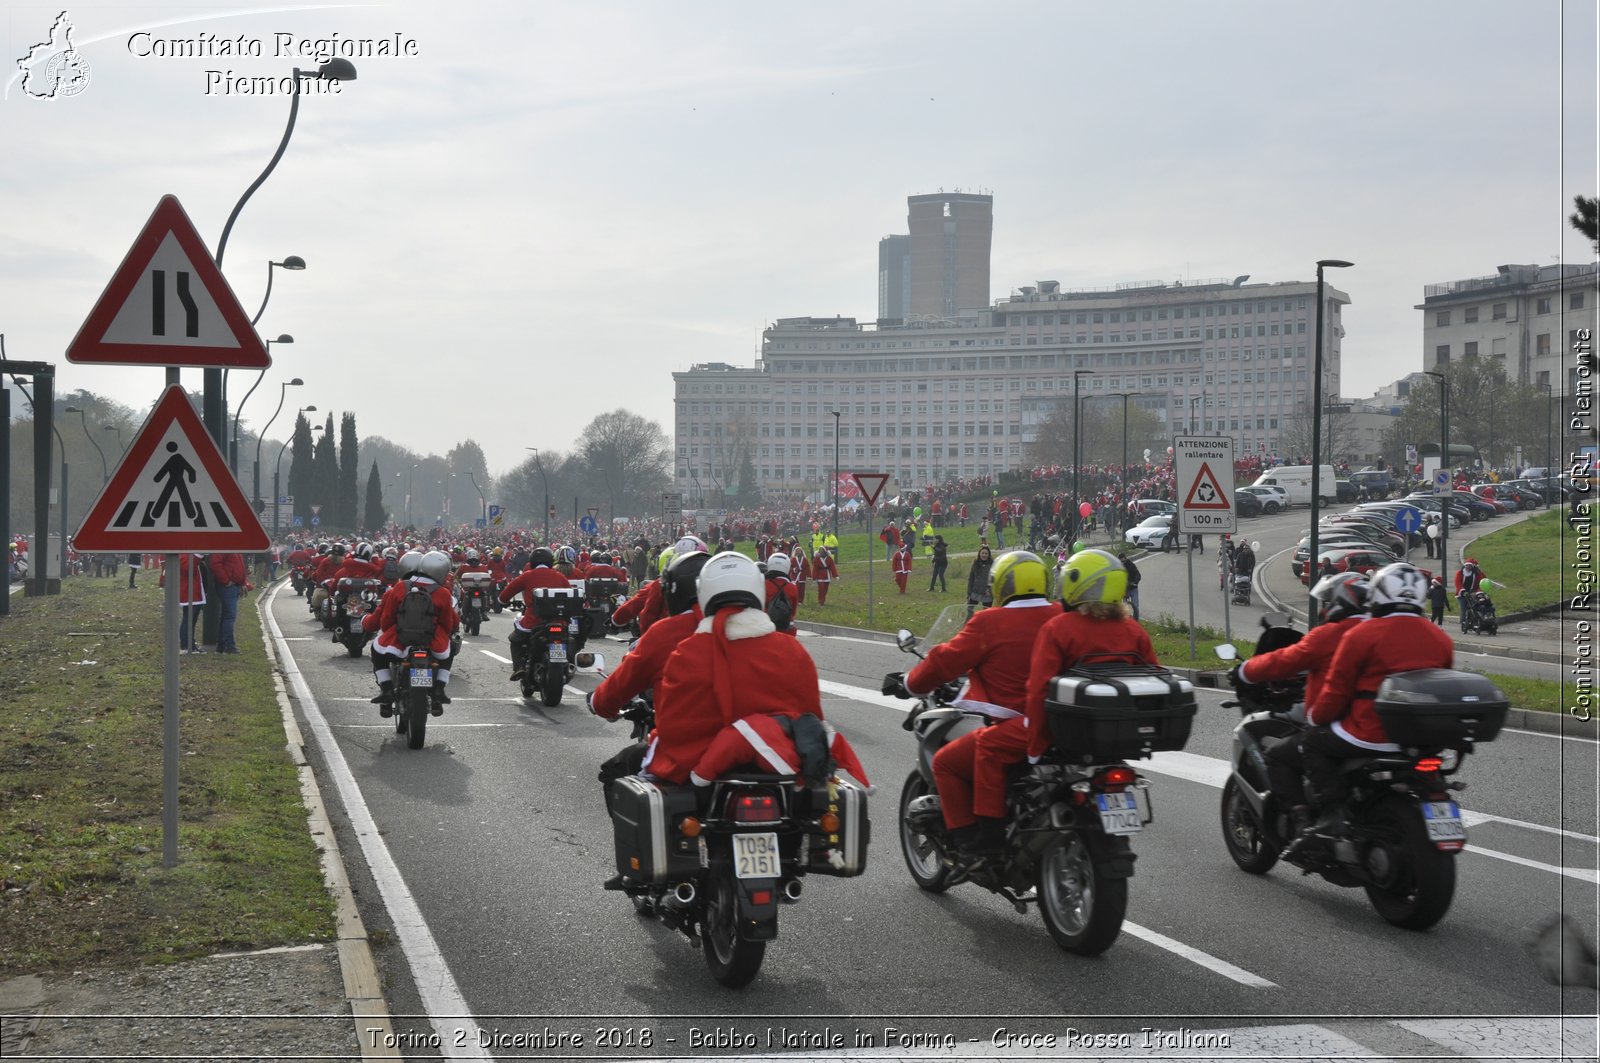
top-left (254, 376), bottom-right (304, 521)
top-left (64, 404), bottom-right (108, 484)
top-left (1307, 258), bottom-right (1353, 626)
top-left (273, 406), bottom-right (318, 536)
top-left (231, 334), bottom-right (293, 473)
top-left (527, 448), bottom-right (549, 543)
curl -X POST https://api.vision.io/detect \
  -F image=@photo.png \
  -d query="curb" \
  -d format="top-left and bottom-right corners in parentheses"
top-left (256, 593), bottom-right (399, 1061)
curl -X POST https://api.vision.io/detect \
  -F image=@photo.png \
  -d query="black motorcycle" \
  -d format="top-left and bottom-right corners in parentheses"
top-left (889, 606), bottom-right (1194, 956)
top-left (513, 592), bottom-right (593, 706)
top-left (458, 573), bottom-right (494, 637)
top-left (393, 644), bottom-right (441, 750)
top-left (330, 578), bottom-right (383, 658)
top-left (1216, 616), bottom-right (1508, 930)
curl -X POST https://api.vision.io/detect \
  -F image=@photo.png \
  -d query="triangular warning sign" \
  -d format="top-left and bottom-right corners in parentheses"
top-left (851, 472), bottom-right (890, 507)
top-left (73, 385), bottom-right (270, 552)
top-left (66, 195), bottom-right (271, 369)
top-left (1182, 461), bottom-right (1233, 510)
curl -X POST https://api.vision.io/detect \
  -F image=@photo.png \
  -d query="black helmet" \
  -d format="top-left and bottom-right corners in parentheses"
top-left (528, 547), bottom-right (555, 569)
top-left (662, 550), bottom-right (711, 615)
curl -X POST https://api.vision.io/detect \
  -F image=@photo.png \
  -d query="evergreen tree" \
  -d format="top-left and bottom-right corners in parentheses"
top-left (338, 413), bottom-right (359, 529)
top-left (1572, 194), bottom-right (1599, 253)
top-left (314, 413), bottom-right (338, 527)
top-left (288, 413), bottom-right (315, 527)
top-left (736, 447), bottom-right (760, 506)
top-left (363, 461), bottom-right (387, 533)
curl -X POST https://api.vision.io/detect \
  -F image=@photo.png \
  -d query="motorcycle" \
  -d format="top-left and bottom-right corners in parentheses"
top-left (515, 589), bottom-right (600, 707)
top-left (889, 605), bottom-right (1195, 956)
top-left (1231, 572), bottom-right (1253, 606)
top-left (331, 578), bottom-right (383, 658)
top-left (290, 561), bottom-right (312, 596)
top-left (490, 578), bottom-right (507, 614)
top-left (583, 577), bottom-right (627, 639)
top-left (1215, 615), bottom-right (1509, 930)
top-left (9, 556), bottom-right (28, 584)
top-left (605, 694), bottom-right (868, 988)
top-left (458, 572), bottom-right (495, 637)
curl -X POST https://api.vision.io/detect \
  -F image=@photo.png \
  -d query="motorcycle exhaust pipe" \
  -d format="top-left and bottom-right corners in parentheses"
top-left (668, 882), bottom-right (696, 907)
top-left (780, 879), bottom-right (803, 903)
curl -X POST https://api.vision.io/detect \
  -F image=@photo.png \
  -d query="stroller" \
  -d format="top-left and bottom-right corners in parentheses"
top-left (1231, 572), bottom-right (1253, 606)
top-left (1460, 589), bottom-right (1498, 636)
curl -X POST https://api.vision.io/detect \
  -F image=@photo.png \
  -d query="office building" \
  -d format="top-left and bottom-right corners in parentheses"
top-left (906, 192), bottom-right (992, 319)
top-left (877, 235), bottom-right (909, 323)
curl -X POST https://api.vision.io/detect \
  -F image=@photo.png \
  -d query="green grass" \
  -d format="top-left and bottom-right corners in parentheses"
top-left (1465, 509), bottom-right (1591, 614)
top-left (0, 578), bottom-right (335, 973)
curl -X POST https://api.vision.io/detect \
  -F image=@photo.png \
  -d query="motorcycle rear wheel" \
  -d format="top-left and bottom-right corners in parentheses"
top-left (540, 665), bottom-right (564, 707)
top-left (345, 638), bottom-right (365, 658)
top-left (897, 771), bottom-right (953, 893)
top-left (702, 870), bottom-right (765, 988)
top-left (467, 619), bottom-right (481, 638)
top-left (1360, 797), bottom-right (1456, 930)
top-left (1220, 776), bottom-right (1279, 874)
top-left (407, 690), bottom-right (428, 750)
top-left (1037, 833), bottom-right (1127, 956)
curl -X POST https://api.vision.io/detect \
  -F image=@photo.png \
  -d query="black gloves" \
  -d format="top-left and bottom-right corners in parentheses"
top-left (881, 671), bottom-right (911, 699)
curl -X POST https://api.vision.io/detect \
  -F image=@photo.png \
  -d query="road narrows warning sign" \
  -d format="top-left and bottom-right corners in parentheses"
top-left (73, 385), bottom-right (269, 551)
top-left (1174, 436), bottom-right (1236, 534)
top-left (66, 195), bottom-right (270, 369)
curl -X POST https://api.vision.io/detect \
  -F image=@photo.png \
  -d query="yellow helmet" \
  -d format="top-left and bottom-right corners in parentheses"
top-left (1056, 548), bottom-right (1128, 607)
top-left (657, 547), bottom-right (676, 576)
top-left (989, 550), bottom-right (1051, 607)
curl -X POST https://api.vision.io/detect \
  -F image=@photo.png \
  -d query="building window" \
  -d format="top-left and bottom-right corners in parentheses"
top-left (1435, 344), bottom-right (1450, 363)
top-left (1537, 370), bottom-right (1550, 387)
top-left (1537, 297), bottom-right (1552, 314)
top-left (1537, 333), bottom-right (1551, 357)
top-left (1464, 307), bottom-right (1479, 324)
top-left (1492, 302), bottom-right (1507, 320)
top-left (1573, 292), bottom-right (1587, 310)
top-left (1435, 310), bottom-right (1451, 326)
top-left (1464, 341), bottom-right (1479, 357)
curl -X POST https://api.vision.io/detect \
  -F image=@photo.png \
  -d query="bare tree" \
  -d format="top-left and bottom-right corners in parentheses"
top-left (1279, 400), bottom-right (1355, 464)
top-left (576, 410), bottom-right (673, 518)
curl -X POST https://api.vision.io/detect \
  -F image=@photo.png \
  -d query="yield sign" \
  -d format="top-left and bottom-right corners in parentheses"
top-left (851, 471), bottom-right (890, 507)
top-left (1182, 461), bottom-right (1232, 509)
top-left (66, 195), bottom-right (271, 369)
top-left (73, 385), bottom-right (269, 552)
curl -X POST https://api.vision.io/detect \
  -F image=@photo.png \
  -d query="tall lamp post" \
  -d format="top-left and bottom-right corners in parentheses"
top-left (406, 463), bottom-right (418, 527)
top-left (1543, 382), bottom-right (1555, 499)
top-left (254, 377), bottom-right (304, 525)
top-left (272, 406), bottom-right (317, 536)
top-left (104, 423), bottom-right (123, 455)
top-left (467, 470), bottom-right (487, 525)
top-left (64, 405), bottom-right (107, 484)
top-left (231, 335), bottom-right (292, 474)
top-left (223, 256), bottom-right (305, 472)
top-left (207, 61), bottom-right (355, 467)
top-left (1189, 393), bottom-right (1205, 434)
top-left (1424, 370), bottom-right (1451, 599)
top-left (1109, 393), bottom-right (1135, 534)
top-left (831, 409), bottom-right (841, 540)
top-left (1307, 258), bottom-right (1353, 627)
top-left (1072, 369), bottom-right (1091, 537)
top-left (526, 448), bottom-right (550, 543)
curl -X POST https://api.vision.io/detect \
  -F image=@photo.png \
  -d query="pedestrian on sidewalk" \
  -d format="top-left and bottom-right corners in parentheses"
top-left (928, 536), bottom-right (949, 592)
top-left (208, 552), bottom-right (252, 653)
top-left (160, 554), bottom-right (208, 653)
top-left (1427, 577), bottom-right (1450, 626)
top-left (127, 553), bottom-right (140, 589)
top-left (966, 545), bottom-right (994, 617)
top-left (892, 542), bottom-right (912, 593)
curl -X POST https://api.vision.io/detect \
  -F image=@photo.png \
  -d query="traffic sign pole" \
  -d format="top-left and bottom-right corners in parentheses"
top-left (162, 368), bottom-right (180, 869)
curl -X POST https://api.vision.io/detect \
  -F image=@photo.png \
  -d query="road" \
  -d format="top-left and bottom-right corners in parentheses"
top-left (266, 582), bottom-right (1597, 1061)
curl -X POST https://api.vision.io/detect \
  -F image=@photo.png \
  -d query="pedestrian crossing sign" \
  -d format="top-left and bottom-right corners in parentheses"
top-left (72, 384), bottom-right (269, 551)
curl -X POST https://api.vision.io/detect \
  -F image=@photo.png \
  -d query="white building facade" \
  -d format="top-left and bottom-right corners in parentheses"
top-left (672, 276), bottom-right (1349, 499)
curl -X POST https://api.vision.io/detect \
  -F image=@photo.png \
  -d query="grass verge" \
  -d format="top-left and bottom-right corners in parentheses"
top-left (1464, 509), bottom-right (1590, 614)
top-left (0, 577), bottom-right (334, 974)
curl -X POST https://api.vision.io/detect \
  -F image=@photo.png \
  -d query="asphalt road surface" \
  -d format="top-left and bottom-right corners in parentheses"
top-left (266, 583), bottom-right (1597, 1062)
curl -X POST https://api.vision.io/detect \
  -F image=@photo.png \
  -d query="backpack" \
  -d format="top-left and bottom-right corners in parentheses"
top-left (381, 558), bottom-right (400, 583)
top-left (394, 581), bottom-right (438, 646)
top-left (767, 580), bottom-right (795, 631)
top-left (773, 713), bottom-right (834, 784)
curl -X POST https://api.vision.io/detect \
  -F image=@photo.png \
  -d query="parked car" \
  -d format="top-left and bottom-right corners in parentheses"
top-left (1495, 480), bottom-right (1546, 508)
top-left (1233, 489), bottom-right (1263, 518)
top-left (1129, 498), bottom-right (1178, 519)
top-left (1125, 514), bottom-right (1177, 551)
top-left (1292, 534), bottom-right (1402, 576)
top-left (1448, 491), bottom-right (1500, 521)
top-left (1348, 468), bottom-right (1394, 500)
top-left (1237, 485), bottom-right (1289, 514)
top-left (1477, 483), bottom-right (1538, 511)
top-left (1335, 480), bottom-right (1359, 503)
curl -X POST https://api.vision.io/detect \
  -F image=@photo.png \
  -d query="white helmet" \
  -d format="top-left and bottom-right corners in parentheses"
top-left (465, 547), bottom-right (480, 562)
top-left (674, 535), bottom-right (708, 555)
top-left (354, 541), bottom-right (374, 561)
top-left (397, 550), bottom-right (425, 578)
top-left (696, 551), bottom-right (766, 615)
top-left (765, 552), bottom-right (791, 577)
top-left (1367, 562), bottom-right (1428, 616)
top-left (419, 550), bottom-right (452, 583)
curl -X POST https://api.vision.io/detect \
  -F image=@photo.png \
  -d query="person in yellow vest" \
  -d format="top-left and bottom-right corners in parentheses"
top-left (921, 520), bottom-right (935, 558)
top-left (823, 529), bottom-right (839, 562)
top-left (811, 527), bottom-right (825, 554)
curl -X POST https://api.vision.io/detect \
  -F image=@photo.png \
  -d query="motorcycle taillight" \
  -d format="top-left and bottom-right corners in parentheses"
top-left (548, 625), bottom-right (564, 636)
top-left (410, 651), bottom-right (429, 662)
top-left (1415, 757), bottom-right (1443, 774)
top-left (727, 793), bottom-right (780, 823)
top-left (1092, 765), bottom-right (1138, 792)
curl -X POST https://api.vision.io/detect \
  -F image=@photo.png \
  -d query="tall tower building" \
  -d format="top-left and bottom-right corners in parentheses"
top-left (877, 235), bottom-right (910, 323)
top-left (907, 191), bottom-right (993, 319)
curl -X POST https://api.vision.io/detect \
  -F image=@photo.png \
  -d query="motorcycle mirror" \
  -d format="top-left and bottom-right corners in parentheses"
top-left (1215, 643), bottom-right (1238, 661)
top-left (1261, 611), bottom-right (1290, 629)
top-left (895, 629), bottom-right (917, 652)
top-left (574, 652), bottom-right (605, 673)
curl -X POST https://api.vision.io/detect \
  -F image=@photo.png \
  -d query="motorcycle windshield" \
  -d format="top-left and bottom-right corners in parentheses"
top-left (923, 604), bottom-right (969, 649)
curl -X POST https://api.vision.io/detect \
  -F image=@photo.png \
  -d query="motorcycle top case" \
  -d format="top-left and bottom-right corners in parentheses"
top-left (530, 586), bottom-right (580, 621)
top-left (1374, 669), bottom-right (1508, 749)
top-left (1045, 663), bottom-right (1197, 761)
top-left (800, 777), bottom-right (869, 878)
top-left (609, 776), bottom-right (704, 884)
top-left (585, 577), bottom-right (625, 601)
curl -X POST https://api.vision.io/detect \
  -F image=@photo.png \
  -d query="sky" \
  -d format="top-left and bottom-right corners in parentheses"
top-left (2, 0), bottom-right (1596, 478)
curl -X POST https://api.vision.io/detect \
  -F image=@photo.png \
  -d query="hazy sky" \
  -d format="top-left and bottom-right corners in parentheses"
top-left (3, 0), bottom-right (1595, 477)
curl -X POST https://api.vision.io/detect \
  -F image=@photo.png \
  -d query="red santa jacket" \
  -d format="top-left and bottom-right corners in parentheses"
top-left (458, 562), bottom-right (491, 577)
top-left (312, 554), bottom-right (344, 586)
top-left (763, 575), bottom-right (799, 634)
top-left (693, 714), bottom-right (870, 791)
top-left (371, 576), bottom-right (460, 655)
top-left (582, 563), bottom-right (629, 584)
top-left (208, 553), bottom-right (249, 588)
top-left (1024, 608), bottom-right (1158, 758)
top-left (589, 606), bottom-right (701, 719)
top-left (892, 548), bottom-right (913, 576)
top-left (906, 599), bottom-right (1056, 712)
top-left (1238, 615), bottom-right (1360, 711)
top-left (1313, 614), bottom-right (1454, 748)
top-left (160, 554), bottom-right (207, 604)
top-left (500, 565), bottom-right (577, 629)
top-left (288, 548), bottom-right (314, 569)
top-left (334, 557), bottom-right (385, 583)
top-left (612, 578), bottom-right (667, 634)
top-left (488, 559), bottom-right (509, 581)
top-left (645, 606), bottom-right (823, 785)
top-left (810, 553), bottom-right (833, 583)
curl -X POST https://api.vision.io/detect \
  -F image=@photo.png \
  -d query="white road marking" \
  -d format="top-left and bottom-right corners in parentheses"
top-left (479, 649), bottom-right (513, 664)
top-left (334, 723), bottom-right (528, 729)
top-left (1398, 1017), bottom-right (1597, 1061)
top-left (264, 585), bottom-right (491, 1060)
top-left (820, 677), bottom-right (1600, 880)
top-left (1120, 921), bottom-right (1277, 987)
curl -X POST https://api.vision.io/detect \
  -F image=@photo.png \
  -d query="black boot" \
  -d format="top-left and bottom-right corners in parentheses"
top-left (370, 680), bottom-right (395, 717)
top-left (1280, 805), bottom-right (1317, 860)
top-left (431, 686), bottom-right (451, 715)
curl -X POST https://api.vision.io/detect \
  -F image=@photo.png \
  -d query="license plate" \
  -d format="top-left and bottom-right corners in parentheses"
top-left (1422, 800), bottom-right (1465, 842)
top-left (547, 642), bottom-right (568, 663)
top-left (733, 832), bottom-right (781, 879)
top-left (569, 618), bottom-right (580, 633)
top-left (1096, 791), bottom-right (1143, 835)
top-left (408, 669), bottom-right (433, 688)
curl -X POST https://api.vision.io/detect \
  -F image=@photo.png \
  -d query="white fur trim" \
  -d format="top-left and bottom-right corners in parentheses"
top-left (639, 736), bottom-right (659, 772)
top-left (733, 719), bottom-right (796, 774)
top-left (695, 607), bottom-right (775, 639)
top-left (695, 614), bottom-right (713, 634)
top-left (690, 771), bottom-right (711, 787)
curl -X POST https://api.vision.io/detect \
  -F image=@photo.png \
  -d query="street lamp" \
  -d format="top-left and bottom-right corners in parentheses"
top-left (831, 409), bottom-right (841, 540)
top-left (63, 405), bottom-right (107, 483)
top-left (526, 448), bottom-right (550, 543)
top-left (251, 257), bottom-right (307, 327)
top-left (273, 406), bottom-right (317, 536)
top-left (1424, 369), bottom-right (1451, 600)
top-left (406, 463), bottom-right (419, 527)
top-left (1543, 381), bottom-right (1555, 500)
top-left (1073, 370), bottom-right (1092, 538)
top-left (221, 257), bottom-right (305, 468)
top-left (231, 334), bottom-right (293, 474)
top-left (1307, 258), bottom-right (1353, 628)
top-left (206, 59), bottom-right (355, 473)
top-left (467, 470), bottom-right (487, 524)
top-left (103, 423), bottom-right (123, 456)
top-left (1108, 393), bottom-right (1136, 534)
top-left (1189, 394), bottom-right (1205, 434)
top-left (254, 377), bottom-right (304, 525)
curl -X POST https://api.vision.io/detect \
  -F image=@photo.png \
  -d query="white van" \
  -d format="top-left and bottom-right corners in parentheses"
top-left (1251, 465), bottom-right (1338, 506)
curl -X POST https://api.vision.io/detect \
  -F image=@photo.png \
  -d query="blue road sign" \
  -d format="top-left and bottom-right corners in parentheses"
top-left (578, 515), bottom-right (599, 535)
top-left (1433, 469), bottom-right (1452, 496)
top-left (1392, 505), bottom-right (1423, 534)
top-left (474, 518), bottom-right (487, 529)
top-left (292, 516), bottom-right (303, 528)
top-left (488, 504), bottom-right (502, 518)
top-left (311, 516), bottom-right (320, 526)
